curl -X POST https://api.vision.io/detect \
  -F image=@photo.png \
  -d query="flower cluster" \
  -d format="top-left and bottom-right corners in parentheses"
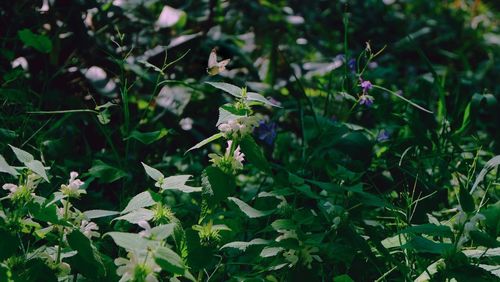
top-left (60, 171), bottom-right (86, 198)
top-left (217, 116), bottom-right (260, 139)
top-left (2, 173), bottom-right (41, 202)
top-left (209, 140), bottom-right (245, 174)
top-left (359, 78), bottom-right (374, 107)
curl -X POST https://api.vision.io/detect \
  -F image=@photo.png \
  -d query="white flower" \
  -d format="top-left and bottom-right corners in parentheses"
top-left (60, 171), bottom-right (86, 198)
top-left (115, 252), bottom-right (160, 282)
top-left (217, 116), bottom-right (260, 138)
top-left (80, 220), bottom-right (99, 238)
top-left (2, 183), bottom-right (18, 194)
top-left (233, 145), bottom-right (245, 166)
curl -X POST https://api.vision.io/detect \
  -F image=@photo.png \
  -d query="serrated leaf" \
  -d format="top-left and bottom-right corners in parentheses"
top-left (228, 197), bottom-right (274, 218)
top-left (26, 160), bottom-right (49, 182)
top-left (154, 246), bottom-right (185, 275)
top-left (205, 82), bottom-right (242, 98)
top-left (186, 133), bottom-right (223, 153)
top-left (18, 29), bottom-right (52, 53)
top-left (9, 144), bottom-right (34, 163)
top-left (202, 166), bottom-right (235, 205)
top-left (122, 191), bottom-right (156, 214)
top-left (0, 154), bottom-right (18, 176)
top-left (240, 135), bottom-right (271, 173)
top-left (114, 208), bottom-right (154, 223)
top-left (220, 238), bottom-right (269, 251)
top-left (106, 232), bottom-right (159, 253)
top-left (125, 129), bottom-right (168, 145)
top-left (247, 92), bottom-right (282, 107)
top-left (141, 163), bottom-right (164, 181)
top-left (161, 175), bottom-right (201, 193)
top-left (83, 209), bottom-right (120, 219)
top-left (66, 230), bottom-right (105, 279)
top-left (216, 105), bottom-right (246, 126)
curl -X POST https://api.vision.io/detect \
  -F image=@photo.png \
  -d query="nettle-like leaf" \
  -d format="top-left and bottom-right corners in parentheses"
top-left (114, 208), bottom-right (154, 224)
top-left (205, 81), bottom-right (242, 98)
top-left (247, 92), bottom-right (282, 107)
top-left (66, 230), bottom-right (106, 279)
top-left (161, 175), bottom-right (201, 193)
top-left (9, 145), bottom-right (49, 182)
top-left (18, 29), bottom-right (53, 53)
top-left (220, 238), bottom-right (270, 251)
top-left (216, 104), bottom-right (247, 126)
top-left (202, 166), bottom-right (235, 205)
top-left (227, 197), bottom-right (274, 218)
top-left (122, 191), bottom-right (157, 214)
top-left (186, 133), bottom-right (223, 153)
top-left (83, 209), bottom-right (120, 219)
top-left (155, 246), bottom-right (196, 281)
top-left (0, 154), bottom-right (18, 176)
top-left (142, 162), bottom-right (164, 181)
top-left (106, 232), bottom-right (160, 254)
top-left (239, 135), bottom-right (271, 173)
top-left (259, 246), bottom-right (284, 258)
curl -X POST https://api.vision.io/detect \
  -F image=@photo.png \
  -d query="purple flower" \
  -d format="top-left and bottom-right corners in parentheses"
top-left (360, 80), bottom-right (373, 93)
top-left (255, 121), bottom-right (277, 145)
top-left (359, 95), bottom-right (374, 107)
top-left (377, 130), bottom-right (390, 142)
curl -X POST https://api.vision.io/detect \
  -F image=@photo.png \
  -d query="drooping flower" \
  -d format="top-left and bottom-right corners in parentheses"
top-left (255, 121), bottom-right (277, 145)
top-left (359, 94), bottom-right (374, 107)
top-left (80, 220), bottom-right (100, 238)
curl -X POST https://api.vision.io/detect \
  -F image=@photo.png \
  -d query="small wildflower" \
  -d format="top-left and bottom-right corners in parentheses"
top-left (60, 171), bottom-right (86, 198)
top-left (255, 121), bottom-right (277, 145)
top-left (359, 94), bottom-right (374, 107)
top-left (179, 117), bottom-right (193, 130)
top-left (209, 140), bottom-right (245, 174)
top-left (348, 58), bottom-right (356, 72)
top-left (377, 130), bottom-right (390, 142)
top-left (115, 252), bottom-right (160, 282)
top-left (2, 183), bottom-right (18, 194)
top-left (80, 220), bottom-right (99, 239)
top-left (360, 80), bottom-right (373, 93)
top-left (217, 116), bottom-right (260, 139)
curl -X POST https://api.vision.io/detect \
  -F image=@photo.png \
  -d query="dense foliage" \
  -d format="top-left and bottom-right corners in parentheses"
top-left (0, 1), bottom-right (499, 281)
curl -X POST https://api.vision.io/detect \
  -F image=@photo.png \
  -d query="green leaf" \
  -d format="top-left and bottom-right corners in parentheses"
top-left (151, 224), bottom-right (176, 240)
top-left (125, 129), bottom-right (168, 144)
top-left (398, 224), bottom-right (453, 238)
top-left (83, 209), bottom-right (120, 219)
top-left (9, 144), bottom-right (34, 163)
top-left (220, 238), bottom-right (270, 251)
top-left (186, 133), bottom-right (223, 153)
top-left (161, 175), bottom-right (201, 193)
top-left (18, 29), bottom-right (53, 53)
top-left (205, 82), bottom-right (242, 98)
top-left (26, 160), bottom-right (49, 182)
top-left (469, 231), bottom-right (500, 248)
top-left (66, 230), bottom-right (105, 279)
top-left (401, 236), bottom-right (453, 254)
top-left (114, 208), bottom-right (154, 223)
top-left (201, 166), bottom-right (235, 205)
top-left (471, 155), bottom-right (500, 194)
top-left (0, 154), bottom-right (18, 176)
top-left (247, 92), bottom-right (282, 107)
top-left (459, 185), bottom-right (475, 213)
top-left (122, 191), bottom-right (156, 214)
top-left (16, 259), bottom-right (57, 282)
top-left (227, 197), bottom-right (274, 218)
top-left (271, 219), bottom-right (295, 230)
top-left (88, 160), bottom-right (127, 183)
top-left (0, 227), bottom-right (17, 260)
top-left (154, 246), bottom-right (186, 275)
top-left (216, 104), bottom-right (246, 126)
top-left (481, 201), bottom-right (500, 237)
top-left (142, 162), bottom-right (164, 181)
top-left (106, 232), bottom-right (159, 253)
top-left (240, 135), bottom-right (271, 173)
